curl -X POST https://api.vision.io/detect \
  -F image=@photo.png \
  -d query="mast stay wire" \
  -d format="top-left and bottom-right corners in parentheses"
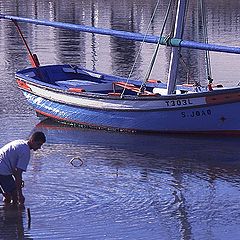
top-left (120, 0), bottom-right (162, 98)
top-left (138, 0), bottom-right (176, 94)
top-left (199, 0), bottom-right (213, 85)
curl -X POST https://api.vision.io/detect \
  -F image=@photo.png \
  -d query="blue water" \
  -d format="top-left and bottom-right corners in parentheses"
top-left (1, 0), bottom-right (240, 239)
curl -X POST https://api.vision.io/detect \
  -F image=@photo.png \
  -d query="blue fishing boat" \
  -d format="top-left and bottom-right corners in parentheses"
top-left (1, 0), bottom-right (240, 134)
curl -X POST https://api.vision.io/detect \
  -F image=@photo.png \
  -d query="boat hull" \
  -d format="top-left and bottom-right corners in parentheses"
top-left (15, 64), bottom-right (240, 134)
top-left (22, 90), bottom-right (240, 134)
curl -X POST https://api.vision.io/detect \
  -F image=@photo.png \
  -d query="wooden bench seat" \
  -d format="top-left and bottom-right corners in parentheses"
top-left (113, 81), bottom-right (157, 96)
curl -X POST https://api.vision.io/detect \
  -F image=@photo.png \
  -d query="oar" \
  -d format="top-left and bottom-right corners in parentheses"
top-left (12, 20), bottom-right (40, 68)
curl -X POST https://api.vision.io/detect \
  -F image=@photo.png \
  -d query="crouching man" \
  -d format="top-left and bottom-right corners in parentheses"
top-left (0, 131), bottom-right (46, 204)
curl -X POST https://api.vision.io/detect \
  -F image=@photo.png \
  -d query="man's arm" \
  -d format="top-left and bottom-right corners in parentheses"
top-left (14, 168), bottom-right (25, 204)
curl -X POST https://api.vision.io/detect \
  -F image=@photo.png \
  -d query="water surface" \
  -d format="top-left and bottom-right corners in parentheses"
top-left (0, 0), bottom-right (240, 239)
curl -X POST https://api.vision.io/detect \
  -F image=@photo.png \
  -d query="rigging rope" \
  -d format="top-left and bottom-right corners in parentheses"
top-left (176, 0), bottom-right (190, 85)
top-left (138, 0), bottom-right (176, 94)
top-left (199, 0), bottom-right (213, 86)
top-left (120, 0), bottom-right (161, 98)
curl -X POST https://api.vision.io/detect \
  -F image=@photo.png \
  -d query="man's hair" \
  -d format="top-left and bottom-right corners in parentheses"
top-left (30, 131), bottom-right (46, 143)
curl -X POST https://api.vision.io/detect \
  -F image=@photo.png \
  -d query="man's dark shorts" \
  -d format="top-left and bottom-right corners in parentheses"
top-left (0, 175), bottom-right (16, 193)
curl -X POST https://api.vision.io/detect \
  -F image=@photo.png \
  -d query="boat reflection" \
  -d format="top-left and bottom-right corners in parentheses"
top-left (34, 119), bottom-right (240, 178)
top-left (33, 119), bottom-right (240, 239)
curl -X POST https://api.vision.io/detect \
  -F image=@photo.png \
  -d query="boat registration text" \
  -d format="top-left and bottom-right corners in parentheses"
top-left (165, 99), bottom-right (193, 107)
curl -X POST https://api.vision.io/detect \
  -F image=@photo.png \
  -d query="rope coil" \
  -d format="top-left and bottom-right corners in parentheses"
top-left (70, 157), bottom-right (84, 167)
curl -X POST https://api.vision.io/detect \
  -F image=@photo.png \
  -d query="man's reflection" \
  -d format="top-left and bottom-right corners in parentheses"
top-left (0, 204), bottom-right (31, 239)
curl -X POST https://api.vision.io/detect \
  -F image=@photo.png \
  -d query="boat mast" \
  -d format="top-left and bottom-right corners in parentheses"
top-left (167, 0), bottom-right (188, 94)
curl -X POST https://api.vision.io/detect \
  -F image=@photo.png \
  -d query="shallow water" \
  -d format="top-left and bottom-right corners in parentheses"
top-left (2, 121), bottom-right (240, 240)
top-left (1, 0), bottom-right (240, 239)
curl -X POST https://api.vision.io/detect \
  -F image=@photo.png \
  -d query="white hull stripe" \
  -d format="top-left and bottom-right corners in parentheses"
top-left (28, 84), bottom-right (207, 110)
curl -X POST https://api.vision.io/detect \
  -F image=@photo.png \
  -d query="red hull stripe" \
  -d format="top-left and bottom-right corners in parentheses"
top-left (16, 79), bottom-right (32, 91)
top-left (206, 92), bottom-right (240, 104)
